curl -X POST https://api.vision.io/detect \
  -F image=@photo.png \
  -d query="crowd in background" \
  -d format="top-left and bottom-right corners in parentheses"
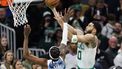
top-left (0, 0), bottom-right (122, 69)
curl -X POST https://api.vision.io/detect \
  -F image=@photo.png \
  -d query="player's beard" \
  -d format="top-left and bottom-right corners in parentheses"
top-left (85, 30), bottom-right (92, 34)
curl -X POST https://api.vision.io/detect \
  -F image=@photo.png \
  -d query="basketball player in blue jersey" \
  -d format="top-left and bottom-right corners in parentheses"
top-left (23, 24), bottom-right (68, 69)
top-left (51, 8), bottom-right (102, 69)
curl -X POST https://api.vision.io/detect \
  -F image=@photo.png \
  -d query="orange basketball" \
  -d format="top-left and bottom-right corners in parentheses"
top-left (45, 0), bottom-right (60, 7)
top-left (0, 0), bottom-right (13, 6)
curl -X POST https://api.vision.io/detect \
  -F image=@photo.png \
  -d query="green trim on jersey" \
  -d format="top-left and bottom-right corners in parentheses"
top-left (77, 66), bottom-right (94, 69)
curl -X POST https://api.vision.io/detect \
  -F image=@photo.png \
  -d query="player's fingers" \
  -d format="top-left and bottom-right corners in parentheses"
top-left (70, 9), bottom-right (74, 15)
top-left (64, 8), bottom-right (67, 15)
top-left (54, 17), bottom-right (58, 20)
top-left (68, 8), bottom-right (71, 12)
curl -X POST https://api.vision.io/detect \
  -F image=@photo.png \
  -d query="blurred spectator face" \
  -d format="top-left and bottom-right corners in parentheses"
top-left (32, 64), bottom-right (42, 69)
top-left (1, 37), bottom-right (8, 47)
top-left (108, 36), bottom-right (117, 48)
top-left (120, 0), bottom-right (122, 5)
top-left (88, 0), bottom-right (96, 6)
top-left (44, 16), bottom-right (52, 23)
top-left (114, 23), bottom-right (122, 33)
top-left (74, 10), bottom-right (81, 19)
top-left (0, 8), bottom-right (6, 19)
top-left (56, 30), bottom-right (62, 38)
top-left (5, 52), bottom-right (13, 62)
top-left (15, 60), bottom-right (23, 69)
top-left (70, 43), bottom-right (77, 52)
top-left (96, 2), bottom-right (104, 9)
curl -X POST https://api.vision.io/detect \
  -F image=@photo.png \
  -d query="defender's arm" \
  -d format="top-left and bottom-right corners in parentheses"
top-left (23, 25), bottom-right (48, 67)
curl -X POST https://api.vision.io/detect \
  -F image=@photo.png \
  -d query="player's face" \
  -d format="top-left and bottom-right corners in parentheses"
top-left (85, 23), bottom-right (95, 33)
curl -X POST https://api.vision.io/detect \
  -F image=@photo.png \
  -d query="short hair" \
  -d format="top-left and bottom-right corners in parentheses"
top-left (92, 21), bottom-right (102, 34)
top-left (49, 46), bottom-right (60, 60)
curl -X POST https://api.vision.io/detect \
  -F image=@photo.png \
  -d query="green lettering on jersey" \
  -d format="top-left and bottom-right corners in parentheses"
top-left (77, 43), bottom-right (85, 60)
top-left (77, 50), bottom-right (82, 60)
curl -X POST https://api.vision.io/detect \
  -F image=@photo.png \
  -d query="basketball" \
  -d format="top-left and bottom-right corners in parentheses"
top-left (45, 0), bottom-right (60, 7)
top-left (0, 0), bottom-right (8, 6)
top-left (0, 0), bottom-right (13, 7)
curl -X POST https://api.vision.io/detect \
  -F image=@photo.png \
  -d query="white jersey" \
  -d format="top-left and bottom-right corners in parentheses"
top-left (65, 53), bottom-right (77, 69)
top-left (77, 42), bottom-right (97, 68)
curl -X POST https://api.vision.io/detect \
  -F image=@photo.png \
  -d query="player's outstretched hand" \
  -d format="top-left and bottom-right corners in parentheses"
top-left (52, 7), bottom-right (74, 24)
top-left (63, 8), bottom-right (74, 22)
top-left (24, 24), bottom-right (31, 38)
top-left (52, 8), bottom-right (64, 24)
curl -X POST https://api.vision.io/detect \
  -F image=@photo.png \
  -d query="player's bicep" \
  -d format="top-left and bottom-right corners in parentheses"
top-left (24, 54), bottom-right (48, 67)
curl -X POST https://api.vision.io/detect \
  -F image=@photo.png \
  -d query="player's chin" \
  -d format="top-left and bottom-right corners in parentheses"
top-left (85, 30), bottom-right (92, 34)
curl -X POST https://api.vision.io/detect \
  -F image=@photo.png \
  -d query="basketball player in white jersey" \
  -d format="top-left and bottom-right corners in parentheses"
top-left (51, 7), bottom-right (101, 69)
top-left (23, 24), bottom-right (68, 69)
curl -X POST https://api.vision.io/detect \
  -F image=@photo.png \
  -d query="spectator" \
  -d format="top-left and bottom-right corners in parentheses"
top-left (32, 64), bottom-right (42, 69)
top-left (95, 47), bottom-right (111, 69)
top-left (22, 59), bottom-right (33, 69)
top-left (116, 0), bottom-right (122, 21)
top-left (42, 11), bottom-right (57, 43)
top-left (105, 36), bottom-right (119, 67)
top-left (85, 0), bottom-right (108, 24)
top-left (113, 22), bottom-right (122, 46)
top-left (69, 4), bottom-right (87, 30)
top-left (0, 50), bottom-right (14, 69)
top-left (88, 0), bottom-right (96, 7)
top-left (38, 11), bottom-right (59, 51)
top-left (65, 36), bottom-right (77, 69)
top-left (93, 0), bottom-right (108, 22)
top-left (114, 41), bottom-right (122, 67)
top-left (105, 0), bottom-right (119, 14)
top-left (52, 28), bottom-right (62, 46)
top-left (101, 14), bottom-right (116, 39)
top-left (0, 7), bottom-right (13, 27)
top-left (0, 7), bottom-right (7, 24)
top-left (13, 59), bottom-right (26, 69)
top-left (0, 36), bottom-right (9, 61)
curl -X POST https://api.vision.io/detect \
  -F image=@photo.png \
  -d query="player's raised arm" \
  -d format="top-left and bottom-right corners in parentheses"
top-left (23, 25), bottom-right (48, 67)
top-left (51, 7), bottom-right (78, 35)
top-left (59, 22), bottom-right (68, 60)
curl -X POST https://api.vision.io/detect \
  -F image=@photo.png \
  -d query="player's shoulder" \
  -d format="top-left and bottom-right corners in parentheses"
top-left (84, 34), bottom-right (97, 41)
top-left (84, 34), bottom-right (94, 37)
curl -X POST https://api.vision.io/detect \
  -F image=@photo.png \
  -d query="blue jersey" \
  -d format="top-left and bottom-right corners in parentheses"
top-left (48, 57), bottom-right (65, 69)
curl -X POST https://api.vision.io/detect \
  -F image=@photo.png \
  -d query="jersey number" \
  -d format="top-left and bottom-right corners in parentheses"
top-left (77, 50), bottom-right (82, 60)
